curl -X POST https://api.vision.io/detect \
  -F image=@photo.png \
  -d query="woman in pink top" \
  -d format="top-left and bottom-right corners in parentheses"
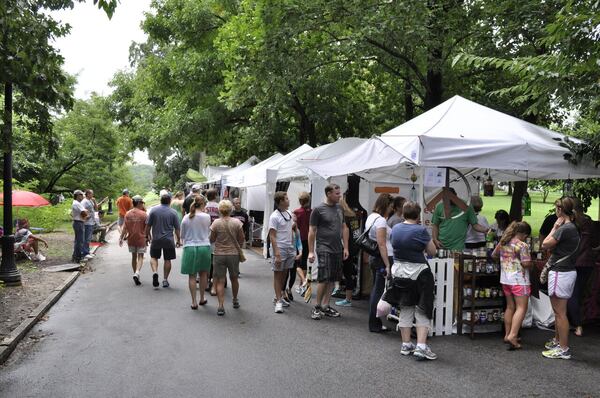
top-left (492, 221), bottom-right (532, 350)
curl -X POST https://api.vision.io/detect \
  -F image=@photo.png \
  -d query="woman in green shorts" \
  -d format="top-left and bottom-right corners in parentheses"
top-left (180, 195), bottom-right (212, 309)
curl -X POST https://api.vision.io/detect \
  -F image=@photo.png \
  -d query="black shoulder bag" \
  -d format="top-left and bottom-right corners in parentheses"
top-left (355, 216), bottom-right (381, 257)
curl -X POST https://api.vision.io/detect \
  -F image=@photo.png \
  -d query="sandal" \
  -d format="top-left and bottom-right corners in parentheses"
top-left (199, 300), bottom-right (208, 306)
top-left (217, 307), bottom-right (225, 316)
top-left (233, 299), bottom-right (240, 309)
top-left (507, 343), bottom-right (522, 351)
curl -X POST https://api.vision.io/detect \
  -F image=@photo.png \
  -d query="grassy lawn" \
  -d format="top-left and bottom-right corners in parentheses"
top-left (479, 191), bottom-right (599, 236)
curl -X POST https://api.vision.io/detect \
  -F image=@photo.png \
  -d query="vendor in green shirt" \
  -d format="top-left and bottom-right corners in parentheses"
top-left (431, 188), bottom-right (490, 251)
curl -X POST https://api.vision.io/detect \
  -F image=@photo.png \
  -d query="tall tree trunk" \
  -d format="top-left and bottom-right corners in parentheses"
top-left (507, 181), bottom-right (513, 195)
top-left (509, 181), bottom-right (527, 222)
top-left (425, 48), bottom-right (443, 110)
top-left (404, 79), bottom-right (414, 120)
top-left (291, 91), bottom-right (316, 146)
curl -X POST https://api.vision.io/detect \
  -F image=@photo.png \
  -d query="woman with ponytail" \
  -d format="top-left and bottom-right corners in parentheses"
top-left (180, 195), bottom-right (212, 309)
top-left (541, 197), bottom-right (581, 359)
top-left (492, 221), bottom-right (532, 350)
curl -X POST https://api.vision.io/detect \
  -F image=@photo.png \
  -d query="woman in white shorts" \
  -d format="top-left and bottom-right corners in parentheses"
top-left (541, 197), bottom-right (581, 360)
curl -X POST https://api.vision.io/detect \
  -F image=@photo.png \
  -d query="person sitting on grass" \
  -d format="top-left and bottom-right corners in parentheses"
top-left (14, 219), bottom-right (48, 261)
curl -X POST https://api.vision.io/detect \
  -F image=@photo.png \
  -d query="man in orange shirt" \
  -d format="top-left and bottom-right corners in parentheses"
top-left (119, 195), bottom-right (147, 286)
top-left (116, 189), bottom-right (133, 232)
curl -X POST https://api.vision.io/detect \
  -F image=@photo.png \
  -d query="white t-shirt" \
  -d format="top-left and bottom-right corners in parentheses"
top-left (365, 213), bottom-right (393, 256)
top-left (71, 200), bottom-right (86, 221)
top-left (180, 213), bottom-right (211, 247)
top-left (268, 209), bottom-right (294, 251)
top-left (465, 214), bottom-right (489, 243)
top-left (81, 198), bottom-right (96, 226)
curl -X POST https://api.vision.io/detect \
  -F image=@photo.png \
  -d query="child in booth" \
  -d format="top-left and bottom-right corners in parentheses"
top-left (492, 221), bottom-right (532, 350)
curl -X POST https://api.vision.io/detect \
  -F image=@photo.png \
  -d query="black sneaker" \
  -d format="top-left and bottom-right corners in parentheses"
top-left (152, 273), bottom-right (159, 287)
top-left (133, 273), bottom-right (141, 286)
top-left (286, 289), bottom-right (294, 302)
top-left (311, 306), bottom-right (323, 320)
top-left (323, 306), bottom-right (341, 317)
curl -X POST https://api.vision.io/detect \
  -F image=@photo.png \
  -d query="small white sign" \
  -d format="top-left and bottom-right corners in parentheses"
top-left (424, 167), bottom-right (447, 187)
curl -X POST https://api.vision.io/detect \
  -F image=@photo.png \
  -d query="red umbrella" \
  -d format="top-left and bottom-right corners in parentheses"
top-left (0, 190), bottom-right (50, 207)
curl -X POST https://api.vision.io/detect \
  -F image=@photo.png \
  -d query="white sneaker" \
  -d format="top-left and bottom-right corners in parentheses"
top-left (37, 253), bottom-right (46, 261)
top-left (401, 342), bottom-right (415, 356)
top-left (274, 301), bottom-right (284, 313)
top-left (281, 297), bottom-right (290, 307)
top-left (84, 254), bottom-right (95, 259)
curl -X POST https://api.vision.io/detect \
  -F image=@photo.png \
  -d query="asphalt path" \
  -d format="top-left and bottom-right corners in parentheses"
top-left (1, 230), bottom-right (599, 397)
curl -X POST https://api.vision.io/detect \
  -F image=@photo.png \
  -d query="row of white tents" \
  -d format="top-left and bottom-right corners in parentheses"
top-left (201, 95), bottom-right (599, 241)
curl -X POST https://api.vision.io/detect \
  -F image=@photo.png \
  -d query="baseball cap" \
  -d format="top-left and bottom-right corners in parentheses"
top-left (73, 189), bottom-right (84, 196)
top-left (132, 195), bottom-right (144, 201)
top-left (122, 188), bottom-right (129, 194)
top-left (159, 189), bottom-right (170, 197)
top-left (191, 184), bottom-right (201, 192)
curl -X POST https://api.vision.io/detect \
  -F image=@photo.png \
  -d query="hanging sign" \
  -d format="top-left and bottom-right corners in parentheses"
top-left (424, 168), bottom-right (447, 187)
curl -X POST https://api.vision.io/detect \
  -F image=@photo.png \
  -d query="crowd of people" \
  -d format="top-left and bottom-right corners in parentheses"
top-left (71, 182), bottom-right (595, 362)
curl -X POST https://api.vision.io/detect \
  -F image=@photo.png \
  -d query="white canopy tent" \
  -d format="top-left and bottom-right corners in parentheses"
top-left (214, 156), bottom-right (261, 186)
top-left (276, 138), bottom-right (368, 206)
top-left (303, 96), bottom-right (599, 182)
top-left (204, 165), bottom-right (231, 184)
top-left (225, 153), bottom-right (284, 211)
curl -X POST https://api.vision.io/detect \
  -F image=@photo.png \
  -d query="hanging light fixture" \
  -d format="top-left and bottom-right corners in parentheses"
top-left (410, 169), bottom-right (418, 202)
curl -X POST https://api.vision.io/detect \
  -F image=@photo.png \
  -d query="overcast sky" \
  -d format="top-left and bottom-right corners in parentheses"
top-left (51, 1), bottom-right (153, 164)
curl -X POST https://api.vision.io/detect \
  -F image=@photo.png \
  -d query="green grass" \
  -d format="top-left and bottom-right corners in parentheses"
top-left (479, 191), bottom-right (599, 236)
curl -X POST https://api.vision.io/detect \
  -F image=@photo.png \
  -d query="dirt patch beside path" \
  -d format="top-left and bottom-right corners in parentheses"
top-left (0, 231), bottom-right (94, 341)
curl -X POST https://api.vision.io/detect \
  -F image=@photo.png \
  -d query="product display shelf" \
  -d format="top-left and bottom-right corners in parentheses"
top-left (457, 254), bottom-right (505, 339)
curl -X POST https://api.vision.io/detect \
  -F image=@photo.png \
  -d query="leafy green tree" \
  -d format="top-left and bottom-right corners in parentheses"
top-left (37, 96), bottom-right (132, 198)
top-left (110, 0), bottom-right (242, 166)
top-left (528, 179), bottom-right (561, 203)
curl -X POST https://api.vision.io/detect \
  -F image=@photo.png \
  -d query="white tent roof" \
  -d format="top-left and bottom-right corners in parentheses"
top-left (226, 153), bottom-right (284, 187)
top-left (303, 96), bottom-right (599, 181)
top-left (204, 165), bottom-right (231, 184)
top-left (231, 144), bottom-right (314, 188)
top-left (277, 138), bottom-right (367, 181)
top-left (205, 156), bottom-right (260, 184)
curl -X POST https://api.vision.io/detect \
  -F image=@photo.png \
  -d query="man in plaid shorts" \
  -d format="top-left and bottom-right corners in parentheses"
top-left (307, 184), bottom-right (349, 320)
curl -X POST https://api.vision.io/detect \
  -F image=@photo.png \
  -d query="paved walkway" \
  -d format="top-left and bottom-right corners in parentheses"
top-left (1, 231), bottom-right (599, 397)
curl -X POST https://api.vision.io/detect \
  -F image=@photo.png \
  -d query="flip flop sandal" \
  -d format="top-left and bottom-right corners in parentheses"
top-left (507, 343), bottom-right (522, 351)
top-left (191, 305), bottom-right (198, 310)
top-left (199, 300), bottom-right (208, 306)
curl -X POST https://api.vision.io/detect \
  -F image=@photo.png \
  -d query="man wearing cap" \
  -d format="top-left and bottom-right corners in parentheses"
top-left (183, 184), bottom-right (201, 216)
top-left (120, 195), bottom-right (148, 286)
top-left (81, 189), bottom-right (97, 259)
top-left (145, 191), bottom-right (181, 288)
top-left (71, 190), bottom-right (89, 263)
top-left (116, 189), bottom-right (133, 233)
